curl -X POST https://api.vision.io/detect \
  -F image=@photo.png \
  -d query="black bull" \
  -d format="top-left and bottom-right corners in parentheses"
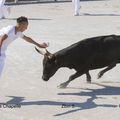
top-left (35, 35), bottom-right (120, 88)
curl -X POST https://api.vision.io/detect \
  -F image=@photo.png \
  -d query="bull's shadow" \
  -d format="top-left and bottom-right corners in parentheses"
top-left (59, 82), bottom-right (120, 96)
top-left (56, 82), bottom-right (120, 116)
top-left (0, 83), bottom-right (119, 116)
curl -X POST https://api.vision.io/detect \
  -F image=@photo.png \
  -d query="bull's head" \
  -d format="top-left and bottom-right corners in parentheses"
top-left (35, 47), bottom-right (58, 81)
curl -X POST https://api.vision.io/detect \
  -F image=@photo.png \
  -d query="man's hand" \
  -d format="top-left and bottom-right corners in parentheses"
top-left (37, 42), bottom-right (49, 48)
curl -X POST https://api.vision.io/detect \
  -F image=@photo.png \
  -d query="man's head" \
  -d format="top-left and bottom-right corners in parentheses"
top-left (16, 16), bottom-right (28, 32)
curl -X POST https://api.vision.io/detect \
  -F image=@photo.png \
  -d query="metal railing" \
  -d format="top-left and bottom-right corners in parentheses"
top-left (5, 0), bottom-right (72, 5)
top-left (6, 0), bottom-right (58, 4)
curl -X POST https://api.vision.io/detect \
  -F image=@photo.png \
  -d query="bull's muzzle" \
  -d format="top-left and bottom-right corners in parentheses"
top-left (42, 76), bottom-right (49, 81)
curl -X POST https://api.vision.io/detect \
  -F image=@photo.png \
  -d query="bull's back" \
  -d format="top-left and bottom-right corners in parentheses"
top-left (56, 35), bottom-right (120, 69)
top-left (56, 35), bottom-right (107, 63)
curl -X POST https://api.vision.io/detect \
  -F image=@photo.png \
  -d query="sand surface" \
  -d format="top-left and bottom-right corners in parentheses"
top-left (0, 0), bottom-right (120, 120)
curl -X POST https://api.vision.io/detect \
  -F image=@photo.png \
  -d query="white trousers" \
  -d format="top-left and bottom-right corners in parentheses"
top-left (0, 54), bottom-right (6, 77)
top-left (0, 0), bottom-right (6, 5)
top-left (0, 3), bottom-right (10, 18)
top-left (72, 0), bottom-right (80, 15)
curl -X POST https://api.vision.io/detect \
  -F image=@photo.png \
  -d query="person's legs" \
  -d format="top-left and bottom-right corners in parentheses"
top-left (0, 0), bottom-right (6, 5)
top-left (0, 1), bottom-right (11, 19)
top-left (72, 0), bottom-right (76, 15)
top-left (72, 0), bottom-right (80, 16)
top-left (75, 0), bottom-right (80, 15)
top-left (0, 5), bottom-right (6, 19)
top-left (7, 6), bottom-right (11, 15)
top-left (0, 0), bottom-right (6, 19)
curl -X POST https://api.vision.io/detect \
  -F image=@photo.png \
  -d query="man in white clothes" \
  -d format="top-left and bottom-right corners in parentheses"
top-left (72, 0), bottom-right (80, 16)
top-left (0, 16), bottom-right (49, 77)
top-left (0, 0), bottom-right (11, 19)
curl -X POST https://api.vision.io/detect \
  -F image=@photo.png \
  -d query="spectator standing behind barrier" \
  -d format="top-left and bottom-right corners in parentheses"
top-left (0, 0), bottom-right (11, 19)
top-left (72, 0), bottom-right (80, 16)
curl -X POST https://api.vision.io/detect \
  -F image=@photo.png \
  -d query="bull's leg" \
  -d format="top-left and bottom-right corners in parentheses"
top-left (86, 71), bottom-right (91, 83)
top-left (57, 54), bottom-right (96, 88)
top-left (97, 62), bottom-right (116, 79)
top-left (58, 71), bottom-right (85, 89)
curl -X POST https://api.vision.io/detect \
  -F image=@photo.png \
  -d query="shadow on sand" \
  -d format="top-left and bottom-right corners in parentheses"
top-left (0, 82), bottom-right (119, 116)
top-left (81, 0), bottom-right (110, 1)
top-left (80, 13), bottom-right (120, 16)
top-left (5, 18), bottom-right (52, 21)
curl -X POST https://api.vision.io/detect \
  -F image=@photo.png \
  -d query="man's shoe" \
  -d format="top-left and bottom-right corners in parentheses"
top-left (74, 13), bottom-right (79, 16)
top-left (0, 16), bottom-right (5, 19)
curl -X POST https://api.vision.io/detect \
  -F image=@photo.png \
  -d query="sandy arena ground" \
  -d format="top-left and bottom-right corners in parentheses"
top-left (0, 0), bottom-right (120, 120)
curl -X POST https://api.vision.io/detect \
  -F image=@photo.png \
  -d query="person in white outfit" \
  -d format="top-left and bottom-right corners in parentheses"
top-left (0, 16), bottom-right (49, 77)
top-left (0, 0), bottom-right (11, 19)
top-left (72, 0), bottom-right (80, 16)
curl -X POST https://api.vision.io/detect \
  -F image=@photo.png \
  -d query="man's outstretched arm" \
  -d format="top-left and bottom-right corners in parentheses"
top-left (23, 35), bottom-right (48, 48)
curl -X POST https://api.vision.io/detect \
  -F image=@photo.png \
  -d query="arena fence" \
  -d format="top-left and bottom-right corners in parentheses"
top-left (6, 0), bottom-right (71, 4)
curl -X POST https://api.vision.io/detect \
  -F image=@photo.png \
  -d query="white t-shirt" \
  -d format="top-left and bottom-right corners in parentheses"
top-left (0, 25), bottom-right (24, 54)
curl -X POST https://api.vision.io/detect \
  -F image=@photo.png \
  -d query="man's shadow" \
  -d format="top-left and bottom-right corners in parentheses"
top-left (80, 13), bottom-right (120, 16)
top-left (6, 18), bottom-right (52, 21)
top-left (81, 0), bottom-right (105, 2)
top-left (0, 82), bottom-right (119, 116)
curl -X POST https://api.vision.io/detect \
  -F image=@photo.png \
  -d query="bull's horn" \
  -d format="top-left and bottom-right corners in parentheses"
top-left (35, 47), bottom-right (54, 59)
top-left (35, 47), bottom-right (46, 55)
top-left (45, 48), bottom-right (55, 59)
top-left (45, 49), bottom-right (52, 55)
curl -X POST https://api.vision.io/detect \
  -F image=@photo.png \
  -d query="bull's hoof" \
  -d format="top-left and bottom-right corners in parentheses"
top-left (57, 82), bottom-right (68, 89)
top-left (86, 78), bottom-right (91, 83)
top-left (87, 80), bottom-right (91, 83)
top-left (97, 72), bottom-right (103, 79)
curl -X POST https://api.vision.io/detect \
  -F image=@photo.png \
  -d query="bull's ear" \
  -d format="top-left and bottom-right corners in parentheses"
top-left (47, 54), bottom-right (57, 63)
top-left (45, 49), bottom-right (54, 59)
top-left (46, 54), bottom-right (55, 60)
top-left (35, 47), bottom-right (56, 61)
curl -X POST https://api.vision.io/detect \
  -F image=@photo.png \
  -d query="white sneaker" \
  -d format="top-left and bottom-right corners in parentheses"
top-left (0, 16), bottom-right (5, 19)
top-left (74, 13), bottom-right (79, 16)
